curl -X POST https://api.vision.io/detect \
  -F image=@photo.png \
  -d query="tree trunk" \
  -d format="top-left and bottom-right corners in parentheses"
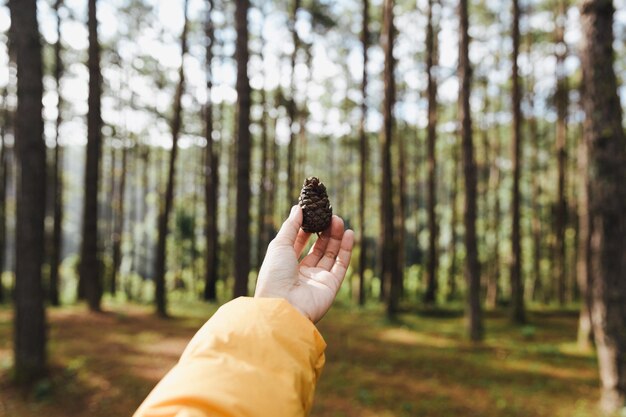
top-left (154, 0), bottom-right (189, 316)
top-left (580, 0), bottom-right (626, 412)
top-left (554, 0), bottom-right (568, 306)
top-left (203, 0), bottom-right (219, 302)
top-left (286, 0), bottom-right (301, 204)
top-left (529, 95), bottom-right (543, 302)
top-left (10, 0), bottom-right (47, 383)
top-left (48, 0), bottom-right (64, 307)
top-left (396, 125), bottom-right (407, 299)
top-left (424, 0), bottom-right (439, 304)
top-left (576, 136), bottom-right (593, 350)
top-left (357, 0), bottom-right (369, 306)
top-left (0, 89), bottom-right (8, 304)
top-left (139, 143), bottom-right (150, 280)
top-left (233, 0), bottom-right (252, 298)
top-left (79, 0), bottom-right (103, 312)
top-left (447, 143), bottom-right (459, 301)
top-left (381, 0), bottom-right (399, 317)
top-left (510, 0), bottom-right (525, 324)
top-left (256, 17), bottom-right (269, 271)
top-left (459, 0), bottom-right (482, 341)
top-left (485, 128), bottom-right (501, 309)
top-left (111, 141), bottom-right (127, 295)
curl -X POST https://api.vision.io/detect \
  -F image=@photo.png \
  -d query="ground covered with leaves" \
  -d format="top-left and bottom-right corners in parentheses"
top-left (0, 300), bottom-right (601, 417)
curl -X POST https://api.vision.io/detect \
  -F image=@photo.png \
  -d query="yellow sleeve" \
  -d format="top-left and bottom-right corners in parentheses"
top-left (133, 297), bottom-right (327, 417)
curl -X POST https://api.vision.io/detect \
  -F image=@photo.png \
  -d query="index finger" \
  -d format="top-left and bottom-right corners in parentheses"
top-left (272, 205), bottom-right (302, 247)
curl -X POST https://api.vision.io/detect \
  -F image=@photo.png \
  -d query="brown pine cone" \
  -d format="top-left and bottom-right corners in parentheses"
top-left (299, 177), bottom-right (332, 233)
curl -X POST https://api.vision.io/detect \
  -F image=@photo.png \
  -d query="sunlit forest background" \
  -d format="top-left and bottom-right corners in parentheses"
top-left (1, 0), bottom-right (626, 415)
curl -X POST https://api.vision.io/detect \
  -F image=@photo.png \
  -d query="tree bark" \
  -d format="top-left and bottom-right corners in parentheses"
top-left (576, 136), bottom-right (593, 350)
top-left (357, 0), bottom-right (369, 306)
top-left (256, 14), bottom-right (269, 271)
top-left (510, 0), bottom-right (525, 324)
top-left (554, 0), bottom-right (568, 306)
top-left (424, 0), bottom-right (439, 304)
top-left (154, 0), bottom-right (189, 316)
top-left (286, 0), bottom-right (301, 204)
top-left (48, 0), bottom-right (64, 307)
top-left (0, 88), bottom-right (8, 304)
top-left (10, 0), bottom-right (47, 383)
top-left (381, 0), bottom-right (399, 317)
top-left (233, 0), bottom-right (252, 298)
top-left (529, 93), bottom-right (543, 302)
top-left (447, 143), bottom-right (459, 301)
top-left (485, 125), bottom-right (501, 308)
top-left (459, 0), bottom-right (482, 341)
top-left (79, 0), bottom-right (103, 312)
top-left (111, 141), bottom-right (127, 295)
top-left (203, 0), bottom-right (219, 302)
top-left (580, 0), bottom-right (626, 412)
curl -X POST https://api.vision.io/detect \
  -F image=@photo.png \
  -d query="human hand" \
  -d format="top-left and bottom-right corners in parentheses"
top-left (254, 205), bottom-right (354, 323)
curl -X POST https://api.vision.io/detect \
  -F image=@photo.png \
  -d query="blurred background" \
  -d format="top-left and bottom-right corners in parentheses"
top-left (1, 0), bottom-right (626, 415)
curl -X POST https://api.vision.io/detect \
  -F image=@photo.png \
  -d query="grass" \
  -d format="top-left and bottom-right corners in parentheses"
top-left (0, 300), bottom-right (603, 417)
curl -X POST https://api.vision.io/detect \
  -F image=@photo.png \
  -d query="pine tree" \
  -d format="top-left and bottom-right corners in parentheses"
top-left (154, 0), bottom-right (189, 316)
top-left (10, 0), bottom-right (47, 383)
top-left (233, 0), bottom-right (252, 298)
top-left (424, 0), bottom-right (439, 304)
top-left (357, 0), bottom-right (369, 306)
top-left (459, 0), bottom-right (483, 341)
top-left (580, 0), bottom-right (626, 411)
top-left (79, 0), bottom-right (103, 311)
top-left (510, 0), bottom-right (525, 324)
top-left (381, 0), bottom-right (400, 317)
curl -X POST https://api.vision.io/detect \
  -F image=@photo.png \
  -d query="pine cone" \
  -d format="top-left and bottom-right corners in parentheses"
top-left (299, 177), bottom-right (332, 233)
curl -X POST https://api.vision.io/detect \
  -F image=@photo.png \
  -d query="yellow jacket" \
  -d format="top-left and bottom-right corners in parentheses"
top-left (133, 297), bottom-right (327, 417)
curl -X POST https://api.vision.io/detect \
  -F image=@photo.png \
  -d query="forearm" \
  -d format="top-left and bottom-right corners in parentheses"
top-left (133, 297), bottom-right (326, 417)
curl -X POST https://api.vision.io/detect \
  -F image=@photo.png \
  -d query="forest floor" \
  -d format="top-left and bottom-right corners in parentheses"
top-left (0, 300), bottom-right (602, 417)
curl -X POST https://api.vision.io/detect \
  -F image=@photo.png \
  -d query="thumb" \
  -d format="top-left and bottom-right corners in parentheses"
top-left (272, 205), bottom-right (302, 247)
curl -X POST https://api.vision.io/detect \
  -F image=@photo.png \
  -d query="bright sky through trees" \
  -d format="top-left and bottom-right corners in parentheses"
top-left (0, 0), bottom-right (624, 148)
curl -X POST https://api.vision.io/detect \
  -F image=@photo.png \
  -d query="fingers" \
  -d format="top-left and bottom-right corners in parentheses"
top-left (300, 223), bottom-right (334, 267)
top-left (330, 229), bottom-right (354, 280)
top-left (294, 229), bottom-right (312, 257)
top-left (272, 205), bottom-right (303, 247)
top-left (315, 216), bottom-right (345, 271)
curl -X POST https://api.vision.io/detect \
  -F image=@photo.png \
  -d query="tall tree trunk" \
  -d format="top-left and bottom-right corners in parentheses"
top-left (576, 136), bottom-right (593, 350)
top-left (554, 0), bottom-right (568, 306)
top-left (510, 0), bottom-right (525, 324)
top-left (203, 0), bottom-right (219, 302)
top-left (358, 0), bottom-right (369, 306)
top-left (10, 0), bottom-right (47, 382)
top-left (256, 17), bottom-right (269, 271)
top-left (459, 0), bottom-right (482, 341)
top-left (529, 93), bottom-right (543, 302)
top-left (154, 0), bottom-right (189, 316)
top-left (233, 0), bottom-right (252, 298)
top-left (381, 0), bottom-right (399, 317)
top-left (139, 143), bottom-right (150, 280)
top-left (107, 145), bottom-right (117, 291)
top-left (49, 0), bottom-right (63, 306)
top-left (111, 142), bottom-right (127, 295)
top-left (396, 126), bottom-right (407, 298)
top-left (424, 0), bottom-right (439, 304)
top-left (485, 125), bottom-right (501, 308)
top-left (447, 143), bottom-right (459, 301)
top-left (0, 89), bottom-right (8, 304)
top-left (286, 0), bottom-right (301, 204)
top-left (580, 0), bottom-right (626, 412)
top-left (79, 0), bottom-right (103, 312)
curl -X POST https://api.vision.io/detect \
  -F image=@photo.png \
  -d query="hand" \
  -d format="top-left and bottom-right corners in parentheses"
top-left (254, 205), bottom-right (354, 323)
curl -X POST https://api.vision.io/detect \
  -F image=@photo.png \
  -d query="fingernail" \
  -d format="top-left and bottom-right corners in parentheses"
top-left (289, 205), bottom-right (298, 218)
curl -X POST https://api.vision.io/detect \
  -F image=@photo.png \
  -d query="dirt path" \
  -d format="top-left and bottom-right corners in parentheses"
top-left (0, 304), bottom-right (600, 417)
